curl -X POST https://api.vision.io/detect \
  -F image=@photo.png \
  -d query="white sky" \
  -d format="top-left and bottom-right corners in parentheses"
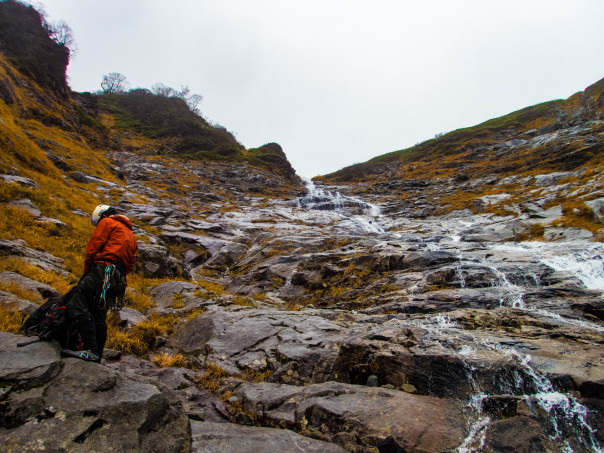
top-left (38, 0), bottom-right (604, 178)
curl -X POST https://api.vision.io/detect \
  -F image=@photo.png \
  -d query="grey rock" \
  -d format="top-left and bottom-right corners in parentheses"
top-left (0, 272), bottom-right (59, 302)
top-left (136, 243), bottom-right (174, 278)
top-left (0, 290), bottom-right (39, 314)
top-left (123, 203), bottom-right (174, 221)
top-left (235, 381), bottom-right (466, 452)
top-left (0, 239), bottom-right (65, 273)
top-left (37, 216), bottom-right (69, 228)
top-left (149, 280), bottom-right (211, 314)
top-left (585, 197), bottom-right (604, 221)
top-left (191, 421), bottom-right (347, 453)
top-left (0, 332), bottom-right (192, 452)
top-left (116, 307), bottom-right (147, 328)
top-left (7, 198), bottom-right (41, 217)
top-left (544, 227), bottom-right (594, 242)
top-left (69, 171), bottom-right (118, 187)
top-left (200, 242), bottom-right (248, 271)
top-left (161, 231), bottom-right (227, 255)
top-left (0, 174), bottom-right (39, 189)
top-left (169, 308), bottom-right (349, 381)
top-left (533, 171), bottom-right (575, 187)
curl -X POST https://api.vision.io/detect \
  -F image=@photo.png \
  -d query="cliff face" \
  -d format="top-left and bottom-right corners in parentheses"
top-left (1, 4), bottom-right (604, 452)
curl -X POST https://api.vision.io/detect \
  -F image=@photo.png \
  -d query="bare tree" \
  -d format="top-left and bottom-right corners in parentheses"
top-left (187, 94), bottom-right (203, 114)
top-left (48, 20), bottom-right (77, 56)
top-left (150, 82), bottom-right (203, 114)
top-left (151, 83), bottom-right (175, 97)
top-left (101, 73), bottom-right (128, 94)
top-left (175, 85), bottom-right (202, 114)
top-left (175, 85), bottom-right (191, 100)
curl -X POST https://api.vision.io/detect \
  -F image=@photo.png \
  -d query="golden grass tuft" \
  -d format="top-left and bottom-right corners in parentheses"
top-left (0, 281), bottom-right (42, 304)
top-left (232, 295), bottom-right (253, 307)
top-left (196, 361), bottom-right (230, 392)
top-left (123, 289), bottom-right (153, 313)
top-left (196, 280), bottom-right (224, 295)
top-left (106, 313), bottom-right (178, 356)
top-left (184, 307), bottom-right (206, 320)
top-left (0, 304), bottom-right (26, 333)
top-left (151, 352), bottom-right (188, 368)
top-left (171, 292), bottom-right (186, 309)
top-left (242, 368), bottom-right (273, 383)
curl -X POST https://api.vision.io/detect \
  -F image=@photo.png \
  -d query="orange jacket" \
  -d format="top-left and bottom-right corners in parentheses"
top-left (84, 215), bottom-right (138, 275)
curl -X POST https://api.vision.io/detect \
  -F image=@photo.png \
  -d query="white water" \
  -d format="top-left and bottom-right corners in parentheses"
top-left (298, 178), bottom-right (384, 233)
top-left (453, 340), bottom-right (603, 453)
top-left (493, 242), bottom-right (604, 292)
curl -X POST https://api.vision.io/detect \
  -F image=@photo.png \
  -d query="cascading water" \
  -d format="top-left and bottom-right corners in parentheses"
top-left (293, 181), bottom-right (603, 451)
top-left (297, 178), bottom-right (384, 233)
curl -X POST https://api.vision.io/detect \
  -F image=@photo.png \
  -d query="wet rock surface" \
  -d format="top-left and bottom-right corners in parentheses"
top-left (2, 149), bottom-right (603, 452)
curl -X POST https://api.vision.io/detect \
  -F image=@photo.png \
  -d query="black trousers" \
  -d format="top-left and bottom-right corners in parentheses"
top-left (67, 262), bottom-right (125, 357)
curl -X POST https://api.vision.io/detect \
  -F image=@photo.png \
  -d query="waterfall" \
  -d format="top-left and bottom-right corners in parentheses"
top-left (297, 178), bottom-right (384, 233)
top-left (453, 335), bottom-right (603, 453)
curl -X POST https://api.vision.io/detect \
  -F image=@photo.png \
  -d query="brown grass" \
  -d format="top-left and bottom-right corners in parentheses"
top-left (151, 352), bottom-right (188, 368)
top-left (0, 304), bottom-right (26, 333)
top-left (0, 281), bottom-right (42, 304)
top-left (0, 258), bottom-right (73, 294)
top-left (196, 361), bottom-right (230, 392)
top-left (242, 368), bottom-right (273, 383)
top-left (106, 313), bottom-right (178, 356)
top-left (196, 280), bottom-right (224, 295)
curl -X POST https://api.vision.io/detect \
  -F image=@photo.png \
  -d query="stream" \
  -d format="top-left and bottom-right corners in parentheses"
top-left (293, 179), bottom-right (604, 452)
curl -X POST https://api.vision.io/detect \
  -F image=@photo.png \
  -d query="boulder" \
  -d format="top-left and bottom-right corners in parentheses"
top-left (585, 197), bottom-right (604, 222)
top-left (200, 242), bottom-right (248, 271)
top-left (168, 308), bottom-right (350, 381)
top-left (533, 172), bottom-right (574, 187)
top-left (136, 243), bottom-right (174, 278)
top-left (115, 307), bottom-right (147, 328)
top-left (0, 175), bottom-right (39, 189)
top-left (161, 231), bottom-right (226, 255)
top-left (7, 198), bottom-right (41, 217)
top-left (0, 332), bottom-right (192, 452)
top-left (0, 239), bottom-right (65, 273)
top-left (69, 171), bottom-right (118, 187)
top-left (0, 290), bottom-right (39, 314)
top-left (544, 227), bottom-right (593, 242)
top-left (235, 381), bottom-right (467, 452)
top-left (149, 281), bottom-right (211, 314)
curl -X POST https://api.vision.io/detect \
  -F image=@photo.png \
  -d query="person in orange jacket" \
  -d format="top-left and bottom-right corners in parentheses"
top-left (61, 204), bottom-right (138, 362)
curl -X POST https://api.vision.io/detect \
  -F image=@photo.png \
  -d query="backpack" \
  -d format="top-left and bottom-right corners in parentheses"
top-left (18, 288), bottom-right (81, 350)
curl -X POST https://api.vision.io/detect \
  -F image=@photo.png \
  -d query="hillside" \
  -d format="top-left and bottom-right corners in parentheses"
top-left (317, 78), bottom-right (604, 234)
top-left (321, 78), bottom-right (604, 182)
top-left (1, 2), bottom-right (603, 452)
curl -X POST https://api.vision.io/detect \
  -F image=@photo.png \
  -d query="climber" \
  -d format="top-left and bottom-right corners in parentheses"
top-left (61, 204), bottom-right (138, 362)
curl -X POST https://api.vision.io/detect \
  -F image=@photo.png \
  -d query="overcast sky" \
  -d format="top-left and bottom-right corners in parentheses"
top-left (38, 0), bottom-right (604, 178)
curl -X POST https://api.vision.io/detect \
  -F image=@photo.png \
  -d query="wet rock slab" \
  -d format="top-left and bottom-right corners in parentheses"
top-left (169, 307), bottom-right (355, 381)
top-left (235, 381), bottom-right (467, 452)
top-left (191, 421), bottom-right (347, 453)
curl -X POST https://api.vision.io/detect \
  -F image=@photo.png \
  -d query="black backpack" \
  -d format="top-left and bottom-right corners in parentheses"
top-left (18, 288), bottom-right (81, 350)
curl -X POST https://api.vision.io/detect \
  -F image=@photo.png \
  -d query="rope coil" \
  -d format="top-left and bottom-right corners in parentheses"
top-left (99, 264), bottom-right (125, 312)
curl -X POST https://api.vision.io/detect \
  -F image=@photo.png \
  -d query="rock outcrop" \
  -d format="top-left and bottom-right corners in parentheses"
top-left (0, 332), bottom-right (192, 452)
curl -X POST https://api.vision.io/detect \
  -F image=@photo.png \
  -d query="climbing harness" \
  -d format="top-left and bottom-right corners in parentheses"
top-left (99, 264), bottom-right (125, 312)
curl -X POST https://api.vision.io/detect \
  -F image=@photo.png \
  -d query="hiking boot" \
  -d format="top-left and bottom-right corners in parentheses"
top-left (61, 349), bottom-right (100, 362)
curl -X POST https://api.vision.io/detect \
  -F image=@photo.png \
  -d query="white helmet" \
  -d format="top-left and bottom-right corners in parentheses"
top-left (91, 204), bottom-right (111, 225)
